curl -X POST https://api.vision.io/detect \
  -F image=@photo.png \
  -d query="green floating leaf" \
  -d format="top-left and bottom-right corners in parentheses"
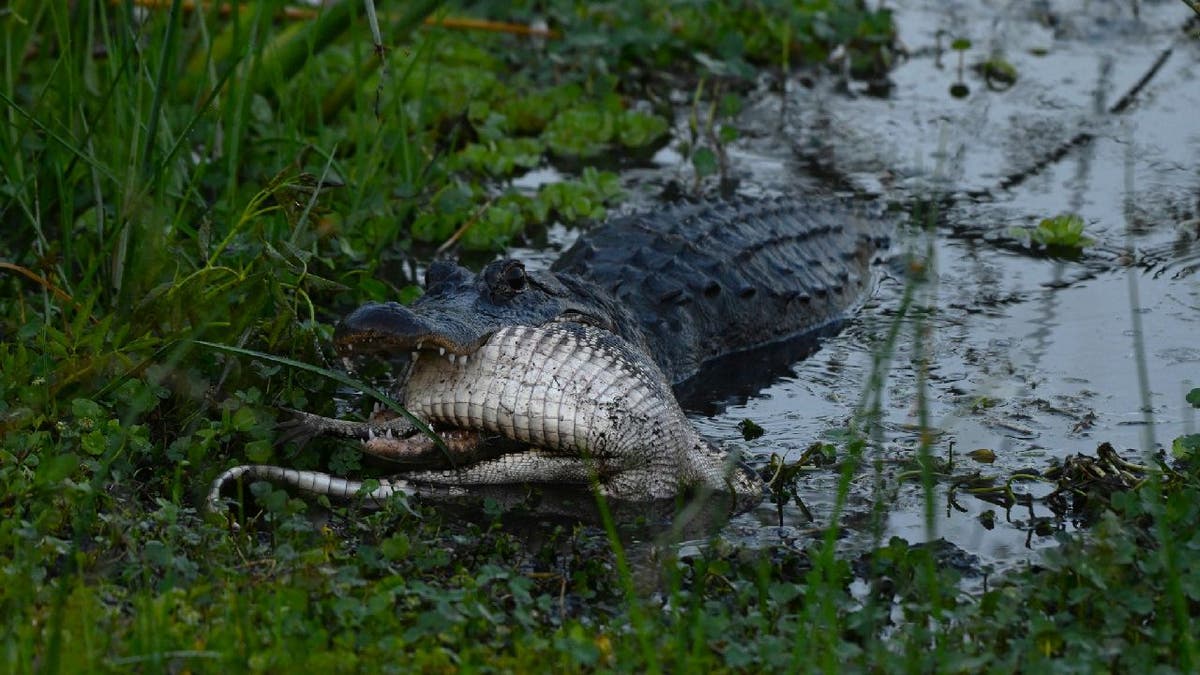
top-left (1171, 434), bottom-right (1200, 459)
top-left (738, 418), bottom-right (764, 441)
top-left (1033, 214), bottom-right (1093, 248)
top-left (542, 108), bottom-right (615, 158)
top-left (616, 110), bottom-right (669, 148)
top-left (978, 56), bottom-right (1018, 88)
top-left (967, 448), bottom-right (996, 463)
top-left (1186, 388), bottom-right (1200, 408)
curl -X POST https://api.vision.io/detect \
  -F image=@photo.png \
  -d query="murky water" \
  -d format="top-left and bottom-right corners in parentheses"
top-left (513, 0), bottom-right (1200, 567)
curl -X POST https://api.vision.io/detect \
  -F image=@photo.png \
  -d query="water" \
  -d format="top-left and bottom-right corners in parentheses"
top-left (510, 0), bottom-right (1200, 568)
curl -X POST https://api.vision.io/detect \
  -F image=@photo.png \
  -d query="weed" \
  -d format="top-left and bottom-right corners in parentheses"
top-left (1010, 213), bottom-right (1096, 255)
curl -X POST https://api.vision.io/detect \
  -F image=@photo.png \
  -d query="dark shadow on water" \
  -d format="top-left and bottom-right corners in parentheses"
top-left (673, 325), bottom-right (840, 416)
top-left (425, 484), bottom-right (745, 546)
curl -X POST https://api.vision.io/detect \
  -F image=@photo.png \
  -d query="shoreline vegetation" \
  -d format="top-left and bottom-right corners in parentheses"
top-left (2, 0), bottom-right (1198, 670)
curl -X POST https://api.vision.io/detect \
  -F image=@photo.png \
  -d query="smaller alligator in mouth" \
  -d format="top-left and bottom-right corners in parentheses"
top-left (208, 197), bottom-right (886, 517)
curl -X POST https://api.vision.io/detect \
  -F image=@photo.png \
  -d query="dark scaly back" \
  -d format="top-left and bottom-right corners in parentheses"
top-left (551, 196), bottom-right (887, 385)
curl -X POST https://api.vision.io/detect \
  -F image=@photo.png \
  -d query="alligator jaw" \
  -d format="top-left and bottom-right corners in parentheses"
top-left (335, 301), bottom-right (487, 358)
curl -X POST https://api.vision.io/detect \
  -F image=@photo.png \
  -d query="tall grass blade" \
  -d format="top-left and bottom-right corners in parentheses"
top-left (141, 0), bottom-right (183, 176)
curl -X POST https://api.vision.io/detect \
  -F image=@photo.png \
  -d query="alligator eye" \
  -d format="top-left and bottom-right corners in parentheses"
top-left (482, 259), bottom-right (528, 301)
top-left (502, 263), bottom-right (526, 292)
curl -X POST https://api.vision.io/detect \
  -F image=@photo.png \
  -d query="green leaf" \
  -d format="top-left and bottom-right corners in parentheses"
top-left (1172, 434), bottom-right (1200, 459)
top-left (543, 108), bottom-right (615, 158)
top-left (693, 147), bottom-right (718, 177)
top-left (81, 430), bottom-right (107, 457)
top-left (616, 110), bottom-right (668, 148)
top-left (737, 418), bottom-right (764, 440)
top-left (72, 398), bottom-right (105, 421)
top-left (244, 440), bottom-right (273, 463)
top-left (1186, 388), bottom-right (1200, 407)
top-left (232, 406), bottom-right (259, 432)
top-left (381, 533), bottom-right (412, 560)
top-left (35, 453), bottom-right (79, 486)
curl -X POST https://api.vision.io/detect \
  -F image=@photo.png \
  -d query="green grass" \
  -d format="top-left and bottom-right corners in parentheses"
top-left (2, 0), bottom-right (1198, 671)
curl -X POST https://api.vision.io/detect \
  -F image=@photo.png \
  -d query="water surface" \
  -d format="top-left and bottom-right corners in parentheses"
top-left (516, 0), bottom-right (1200, 567)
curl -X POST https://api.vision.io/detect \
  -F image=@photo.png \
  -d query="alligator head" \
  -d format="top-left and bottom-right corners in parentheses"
top-left (335, 258), bottom-right (647, 361)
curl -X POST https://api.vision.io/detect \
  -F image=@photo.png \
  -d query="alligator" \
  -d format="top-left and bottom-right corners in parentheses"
top-left (207, 196), bottom-right (886, 517)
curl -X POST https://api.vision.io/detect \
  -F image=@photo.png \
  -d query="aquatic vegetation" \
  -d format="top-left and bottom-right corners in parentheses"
top-left (1010, 213), bottom-right (1096, 254)
top-left (977, 54), bottom-right (1019, 90)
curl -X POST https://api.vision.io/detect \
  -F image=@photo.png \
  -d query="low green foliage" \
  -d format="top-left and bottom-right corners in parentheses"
top-left (1010, 213), bottom-right (1096, 254)
top-left (1175, 434), bottom-right (1200, 459)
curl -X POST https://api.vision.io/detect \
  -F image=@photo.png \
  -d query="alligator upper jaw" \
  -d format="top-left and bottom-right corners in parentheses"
top-left (334, 301), bottom-right (490, 358)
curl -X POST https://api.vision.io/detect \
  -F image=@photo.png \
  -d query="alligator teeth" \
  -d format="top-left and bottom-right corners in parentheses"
top-left (386, 429), bottom-right (394, 439)
top-left (368, 427), bottom-right (376, 440)
top-left (459, 353), bottom-right (468, 364)
top-left (416, 339), bottom-right (424, 350)
top-left (411, 351), bottom-right (419, 362)
top-left (448, 353), bottom-right (457, 365)
top-left (373, 401), bottom-right (382, 414)
top-left (439, 347), bottom-right (445, 357)
top-left (341, 357), bottom-right (354, 371)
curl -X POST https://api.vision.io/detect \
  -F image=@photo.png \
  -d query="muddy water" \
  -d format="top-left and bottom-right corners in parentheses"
top-left (515, 1), bottom-right (1200, 566)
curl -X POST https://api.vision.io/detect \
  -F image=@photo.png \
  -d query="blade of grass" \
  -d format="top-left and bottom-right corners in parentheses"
top-left (314, 0), bottom-right (443, 126)
top-left (0, 87), bottom-right (119, 185)
top-left (140, 0), bottom-right (183, 175)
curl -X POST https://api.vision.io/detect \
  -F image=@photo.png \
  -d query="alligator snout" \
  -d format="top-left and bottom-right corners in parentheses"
top-left (336, 302), bottom-right (486, 356)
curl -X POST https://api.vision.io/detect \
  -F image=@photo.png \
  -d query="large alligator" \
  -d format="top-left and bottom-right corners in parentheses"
top-left (207, 197), bottom-right (886, 516)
